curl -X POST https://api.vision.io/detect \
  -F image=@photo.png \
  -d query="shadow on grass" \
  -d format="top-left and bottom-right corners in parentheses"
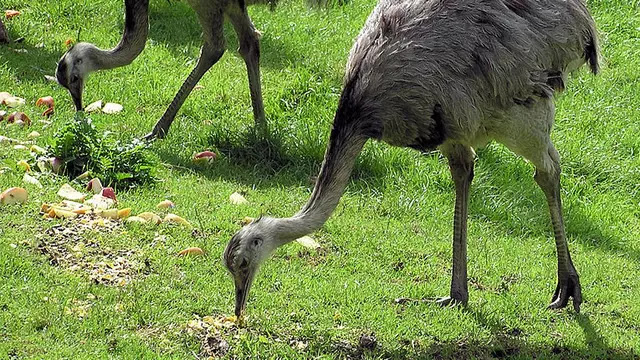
top-left (148, 0), bottom-right (303, 70)
top-left (297, 309), bottom-right (636, 359)
top-left (0, 39), bottom-right (61, 83)
top-left (472, 147), bottom-right (640, 263)
top-left (154, 126), bottom-right (389, 191)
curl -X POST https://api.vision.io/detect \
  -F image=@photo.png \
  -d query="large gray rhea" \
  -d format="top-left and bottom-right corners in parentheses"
top-left (56, 0), bottom-right (270, 139)
top-left (225, 0), bottom-right (598, 317)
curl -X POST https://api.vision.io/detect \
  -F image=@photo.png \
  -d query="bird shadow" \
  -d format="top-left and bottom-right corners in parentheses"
top-left (240, 306), bottom-right (636, 359)
top-left (0, 37), bottom-right (61, 84)
top-left (470, 147), bottom-right (640, 263)
top-left (147, 0), bottom-right (302, 70)
top-left (153, 125), bottom-right (389, 192)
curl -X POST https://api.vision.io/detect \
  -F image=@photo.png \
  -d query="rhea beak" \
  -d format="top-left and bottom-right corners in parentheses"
top-left (234, 270), bottom-right (256, 317)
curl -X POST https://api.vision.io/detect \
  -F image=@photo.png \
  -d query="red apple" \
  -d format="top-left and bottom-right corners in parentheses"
top-left (101, 187), bottom-right (117, 201)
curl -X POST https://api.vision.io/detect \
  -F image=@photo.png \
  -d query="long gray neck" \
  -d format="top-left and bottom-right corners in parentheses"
top-left (272, 119), bottom-right (369, 244)
top-left (95, 0), bottom-right (149, 70)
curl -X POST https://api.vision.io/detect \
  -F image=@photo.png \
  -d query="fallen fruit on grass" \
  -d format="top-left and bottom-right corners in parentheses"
top-left (23, 173), bottom-right (42, 188)
top-left (229, 192), bottom-right (248, 205)
top-left (57, 184), bottom-right (86, 202)
top-left (296, 235), bottom-right (321, 249)
top-left (177, 247), bottom-right (204, 256)
top-left (28, 131), bottom-right (41, 139)
top-left (84, 100), bottom-right (103, 113)
top-left (13, 145), bottom-right (28, 151)
top-left (64, 38), bottom-right (74, 47)
top-left (126, 216), bottom-right (147, 224)
top-left (0, 92), bottom-right (11, 104)
top-left (35, 96), bottom-right (54, 108)
top-left (137, 212), bottom-right (162, 224)
top-left (102, 103), bottom-right (123, 114)
top-left (3, 96), bottom-right (26, 108)
top-left (85, 194), bottom-right (115, 210)
top-left (7, 112), bottom-right (31, 125)
top-left (17, 160), bottom-right (31, 172)
top-left (42, 107), bottom-right (54, 117)
top-left (30, 145), bottom-right (46, 155)
top-left (5, 10), bottom-right (21, 19)
top-left (0, 187), bottom-right (28, 205)
top-left (101, 187), bottom-right (117, 201)
top-left (97, 208), bottom-right (118, 219)
top-left (117, 208), bottom-right (131, 219)
top-left (0, 110), bottom-right (6, 121)
top-left (53, 207), bottom-right (77, 219)
top-left (163, 213), bottom-right (192, 227)
top-left (193, 151), bottom-right (216, 164)
top-left (86, 178), bottom-right (103, 194)
top-left (157, 199), bottom-right (175, 209)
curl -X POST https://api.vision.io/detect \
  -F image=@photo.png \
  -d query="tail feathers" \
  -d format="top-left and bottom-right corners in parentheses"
top-left (585, 35), bottom-right (599, 75)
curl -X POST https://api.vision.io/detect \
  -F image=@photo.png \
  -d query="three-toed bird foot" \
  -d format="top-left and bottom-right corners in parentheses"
top-left (549, 273), bottom-right (582, 312)
top-left (143, 124), bottom-right (169, 141)
top-left (436, 296), bottom-right (468, 308)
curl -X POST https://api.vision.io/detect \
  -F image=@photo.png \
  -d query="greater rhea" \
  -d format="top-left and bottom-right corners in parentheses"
top-left (56, 0), bottom-right (270, 139)
top-left (225, 0), bottom-right (599, 317)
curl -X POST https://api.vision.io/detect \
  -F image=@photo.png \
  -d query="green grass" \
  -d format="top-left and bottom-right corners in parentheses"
top-left (1, 0), bottom-right (639, 358)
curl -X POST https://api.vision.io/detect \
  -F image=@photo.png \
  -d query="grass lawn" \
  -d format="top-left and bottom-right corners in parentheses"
top-left (1, 0), bottom-right (639, 358)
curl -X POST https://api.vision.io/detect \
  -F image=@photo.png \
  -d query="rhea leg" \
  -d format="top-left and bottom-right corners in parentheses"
top-left (499, 98), bottom-right (581, 311)
top-left (145, 25), bottom-right (225, 140)
top-left (229, 10), bottom-right (267, 136)
top-left (437, 144), bottom-right (475, 306)
top-left (533, 145), bottom-right (582, 311)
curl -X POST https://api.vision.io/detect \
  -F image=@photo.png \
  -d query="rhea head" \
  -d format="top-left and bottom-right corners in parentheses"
top-left (224, 216), bottom-right (282, 317)
top-left (56, 43), bottom-right (99, 111)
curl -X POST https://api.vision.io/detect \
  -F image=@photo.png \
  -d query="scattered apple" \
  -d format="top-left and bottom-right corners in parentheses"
top-left (53, 207), bottom-right (77, 219)
top-left (13, 145), bottom-right (28, 151)
top-left (0, 110), bottom-right (6, 121)
top-left (86, 178), bottom-right (103, 194)
top-left (5, 10), bottom-right (20, 19)
top-left (177, 247), bottom-right (205, 256)
top-left (157, 199), bottom-right (175, 209)
top-left (3, 96), bottom-right (26, 108)
top-left (137, 212), bottom-right (162, 224)
top-left (35, 96), bottom-right (54, 108)
top-left (296, 235), bottom-right (321, 249)
top-left (229, 192), bottom-right (248, 205)
top-left (64, 38), bottom-right (74, 47)
top-left (0, 187), bottom-right (28, 205)
top-left (241, 216), bottom-right (255, 226)
top-left (7, 112), bottom-right (30, 125)
top-left (126, 216), bottom-right (147, 224)
top-left (85, 194), bottom-right (115, 210)
top-left (28, 131), bottom-right (41, 139)
top-left (16, 160), bottom-right (31, 172)
top-left (163, 213), bottom-right (192, 228)
top-left (23, 173), bottom-right (42, 188)
top-left (57, 183), bottom-right (86, 202)
top-left (0, 92), bottom-right (11, 104)
top-left (97, 208), bottom-right (118, 219)
top-left (193, 150), bottom-right (216, 165)
top-left (30, 145), bottom-right (46, 155)
top-left (42, 107), bottom-right (54, 117)
top-left (85, 100), bottom-right (103, 113)
top-left (102, 103), bottom-right (123, 114)
top-left (101, 187), bottom-right (116, 201)
top-left (117, 208), bottom-right (131, 219)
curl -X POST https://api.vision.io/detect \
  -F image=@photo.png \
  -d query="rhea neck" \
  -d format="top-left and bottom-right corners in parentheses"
top-left (270, 111), bottom-right (371, 245)
top-left (86, 0), bottom-right (149, 71)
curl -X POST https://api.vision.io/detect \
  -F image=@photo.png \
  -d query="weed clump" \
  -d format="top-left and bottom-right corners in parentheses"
top-left (48, 114), bottom-right (158, 187)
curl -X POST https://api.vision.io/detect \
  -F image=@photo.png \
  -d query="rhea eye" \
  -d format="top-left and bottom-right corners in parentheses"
top-left (252, 237), bottom-right (263, 248)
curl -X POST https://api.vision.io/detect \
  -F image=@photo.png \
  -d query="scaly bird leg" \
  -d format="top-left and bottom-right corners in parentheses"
top-left (534, 157), bottom-right (582, 312)
top-left (437, 144), bottom-right (475, 307)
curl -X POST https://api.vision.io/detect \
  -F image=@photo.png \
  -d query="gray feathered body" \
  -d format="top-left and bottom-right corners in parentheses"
top-left (340, 0), bottom-right (598, 152)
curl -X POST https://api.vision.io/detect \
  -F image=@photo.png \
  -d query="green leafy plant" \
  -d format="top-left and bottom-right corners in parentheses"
top-left (48, 114), bottom-right (158, 188)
